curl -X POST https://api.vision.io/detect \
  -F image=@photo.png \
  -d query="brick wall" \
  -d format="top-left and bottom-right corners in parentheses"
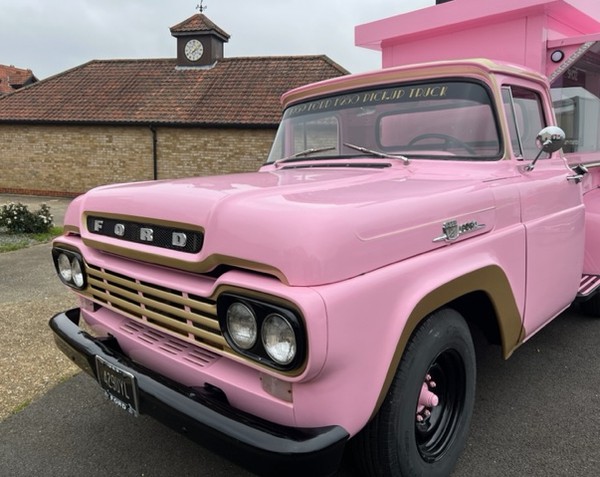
top-left (0, 124), bottom-right (276, 197)
top-left (157, 127), bottom-right (275, 178)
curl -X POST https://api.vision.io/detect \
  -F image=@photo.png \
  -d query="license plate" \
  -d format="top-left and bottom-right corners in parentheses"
top-left (95, 356), bottom-right (140, 416)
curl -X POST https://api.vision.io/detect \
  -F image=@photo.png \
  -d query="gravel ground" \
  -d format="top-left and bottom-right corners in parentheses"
top-left (0, 233), bottom-right (45, 249)
top-left (0, 195), bottom-right (78, 420)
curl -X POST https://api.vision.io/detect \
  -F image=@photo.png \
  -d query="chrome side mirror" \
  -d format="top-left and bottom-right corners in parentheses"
top-left (536, 126), bottom-right (566, 153)
top-left (526, 126), bottom-right (566, 171)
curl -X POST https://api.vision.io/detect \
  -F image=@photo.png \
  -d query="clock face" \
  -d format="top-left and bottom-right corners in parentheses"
top-left (184, 39), bottom-right (204, 62)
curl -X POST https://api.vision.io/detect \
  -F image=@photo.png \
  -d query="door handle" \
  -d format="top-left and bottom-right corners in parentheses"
top-left (567, 174), bottom-right (583, 183)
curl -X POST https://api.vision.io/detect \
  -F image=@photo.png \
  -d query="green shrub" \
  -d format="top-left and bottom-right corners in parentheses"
top-left (0, 202), bottom-right (54, 234)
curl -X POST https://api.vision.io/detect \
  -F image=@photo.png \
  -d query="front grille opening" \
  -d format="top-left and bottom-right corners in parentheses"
top-left (145, 294), bottom-right (186, 311)
top-left (110, 291), bottom-right (139, 307)
top-left (105, 280), bottom-right (138, 295)
top-left (191, 321), bottom-right (222, 336)
top-left (140, 281), bottom-right (183, 296)
top-left (90, 284), bottom-right (105, 293)
top-left (107, 269), bottom-right (134, 282)
top-left (84, 263), bottom-right (226, 353)
top-left (145, 305), bottom-right (187, 324)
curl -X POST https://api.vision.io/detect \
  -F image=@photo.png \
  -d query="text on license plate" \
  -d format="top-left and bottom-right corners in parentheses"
top-left (95, 356), bottom-right (140, 416)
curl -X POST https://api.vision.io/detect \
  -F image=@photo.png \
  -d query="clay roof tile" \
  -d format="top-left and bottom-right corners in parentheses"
top-left (0, 56), bottom-right (347, 126)
top-left (0, 64), bottom-right (37, 95)
top-left (170, 14), bottom-right (230, 40)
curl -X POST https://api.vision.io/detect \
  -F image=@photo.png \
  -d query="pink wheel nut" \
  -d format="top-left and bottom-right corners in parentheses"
top-left (417, 382), bottom-right (440, 414)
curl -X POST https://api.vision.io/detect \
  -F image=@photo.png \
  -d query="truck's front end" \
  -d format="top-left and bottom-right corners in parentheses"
top-left (50, 176), bottom-right (351, 476)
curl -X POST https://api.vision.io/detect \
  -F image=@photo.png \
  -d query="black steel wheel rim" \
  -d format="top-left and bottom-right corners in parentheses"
top-left (415, 349), bottom-right (466, 462)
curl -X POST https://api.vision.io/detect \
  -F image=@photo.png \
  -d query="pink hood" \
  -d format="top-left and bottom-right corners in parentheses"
top-left (67, 164), bottom-right (496, 286)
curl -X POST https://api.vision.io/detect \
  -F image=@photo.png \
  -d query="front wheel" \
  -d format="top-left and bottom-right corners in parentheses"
top-left (354, 308), bottom-right (476, 477)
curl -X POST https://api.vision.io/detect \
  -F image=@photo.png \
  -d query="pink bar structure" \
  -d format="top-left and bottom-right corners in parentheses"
top-left (356, 0), bottom-right (600, 78)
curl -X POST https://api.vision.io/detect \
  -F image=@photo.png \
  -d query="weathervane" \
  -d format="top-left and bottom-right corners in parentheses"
top-left (196, 1), bottom-right (207, 13)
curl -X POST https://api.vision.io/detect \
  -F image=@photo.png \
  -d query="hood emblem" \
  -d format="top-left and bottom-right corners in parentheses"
top-left (87, 215), bottom-right (203, 254)
top-left (433, 220), bottom-right (485, 243)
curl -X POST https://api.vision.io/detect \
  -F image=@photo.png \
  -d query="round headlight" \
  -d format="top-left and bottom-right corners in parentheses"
top-left (261, 314), bottom-right (297, 366)
top-left (57, 253), bottom-right (73, 283)
top-left (226, 302), bottom-right (257, 350)
top-left (71, 258), bottom-right (85, 288)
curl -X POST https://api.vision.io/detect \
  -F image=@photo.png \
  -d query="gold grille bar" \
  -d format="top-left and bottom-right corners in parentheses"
top-left (85, 264), bottom-right (228, 351)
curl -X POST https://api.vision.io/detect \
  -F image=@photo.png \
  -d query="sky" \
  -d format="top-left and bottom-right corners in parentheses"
top-left (0, 0), bottom-right (435, 80)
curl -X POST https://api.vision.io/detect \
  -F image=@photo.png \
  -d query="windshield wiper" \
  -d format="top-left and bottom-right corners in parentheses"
top-left (343, 143), bottom-right (409, 165)
top-left (275, 146), bottom-right (336, 165)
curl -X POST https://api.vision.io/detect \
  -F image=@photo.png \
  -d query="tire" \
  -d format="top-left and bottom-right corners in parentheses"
top-left (353, 308), bottom-right (476, 477)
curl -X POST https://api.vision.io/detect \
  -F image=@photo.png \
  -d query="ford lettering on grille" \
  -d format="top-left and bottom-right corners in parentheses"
top-left (87, 216), bottom-right (203, 253)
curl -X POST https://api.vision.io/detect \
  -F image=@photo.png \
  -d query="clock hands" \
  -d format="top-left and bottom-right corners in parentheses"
top-left (185, 39), bottom-right (204, 61)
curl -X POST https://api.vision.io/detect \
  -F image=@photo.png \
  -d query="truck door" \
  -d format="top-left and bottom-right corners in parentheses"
top-left (503, 85), bottom-right (585, 337)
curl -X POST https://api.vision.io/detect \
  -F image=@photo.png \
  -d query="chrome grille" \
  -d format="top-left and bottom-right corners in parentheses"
top-left (85, 264), bottom-right (229, 351)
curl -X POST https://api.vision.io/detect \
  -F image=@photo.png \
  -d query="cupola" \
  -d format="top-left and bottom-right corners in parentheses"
top-left (170, 14), bottom-right (230, 68)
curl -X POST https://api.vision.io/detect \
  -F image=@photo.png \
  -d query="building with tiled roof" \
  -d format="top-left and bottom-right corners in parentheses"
top-left (0, 56), bottom-right (345, 127)
top-left (0, 64), bottom-right (37, 96)
top-left (0, 14), bottom-right (347, 197)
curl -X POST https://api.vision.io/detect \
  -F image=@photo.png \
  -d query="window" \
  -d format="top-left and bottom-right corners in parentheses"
top-left (292, 116), bottom-right (338, 153)
top-left (551, 42), bottom-right (600, 154)
top-left (267, 81), bottom-right (501, 163)
top-left (502, 86), bottom-right (546, 159)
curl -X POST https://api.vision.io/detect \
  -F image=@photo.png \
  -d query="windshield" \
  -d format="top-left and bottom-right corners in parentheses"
top-left (267, 80), bottom-right (502, 163)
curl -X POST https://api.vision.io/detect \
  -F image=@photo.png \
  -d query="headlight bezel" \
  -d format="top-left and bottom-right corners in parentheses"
top-left (217, 293), bottom-right (306, 372)
top-left (52, 247), bottom-right (87, 290)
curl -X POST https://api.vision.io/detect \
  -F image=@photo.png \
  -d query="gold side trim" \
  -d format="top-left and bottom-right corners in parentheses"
top-left (53, 240), bottom-right (82, 253)
top-left (82, 238), bottom-right (289, 284)
top-left (63, 225), bottom-right (80, 234)
top-left (372, 265), bottom-right (523, 418)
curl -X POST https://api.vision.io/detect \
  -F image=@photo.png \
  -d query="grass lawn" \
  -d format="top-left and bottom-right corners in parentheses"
top-left (0, 226), bottom-right (63, 253)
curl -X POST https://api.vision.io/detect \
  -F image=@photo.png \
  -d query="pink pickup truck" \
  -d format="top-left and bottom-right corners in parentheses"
top-left (50, 1), bottom-right (600, 476)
